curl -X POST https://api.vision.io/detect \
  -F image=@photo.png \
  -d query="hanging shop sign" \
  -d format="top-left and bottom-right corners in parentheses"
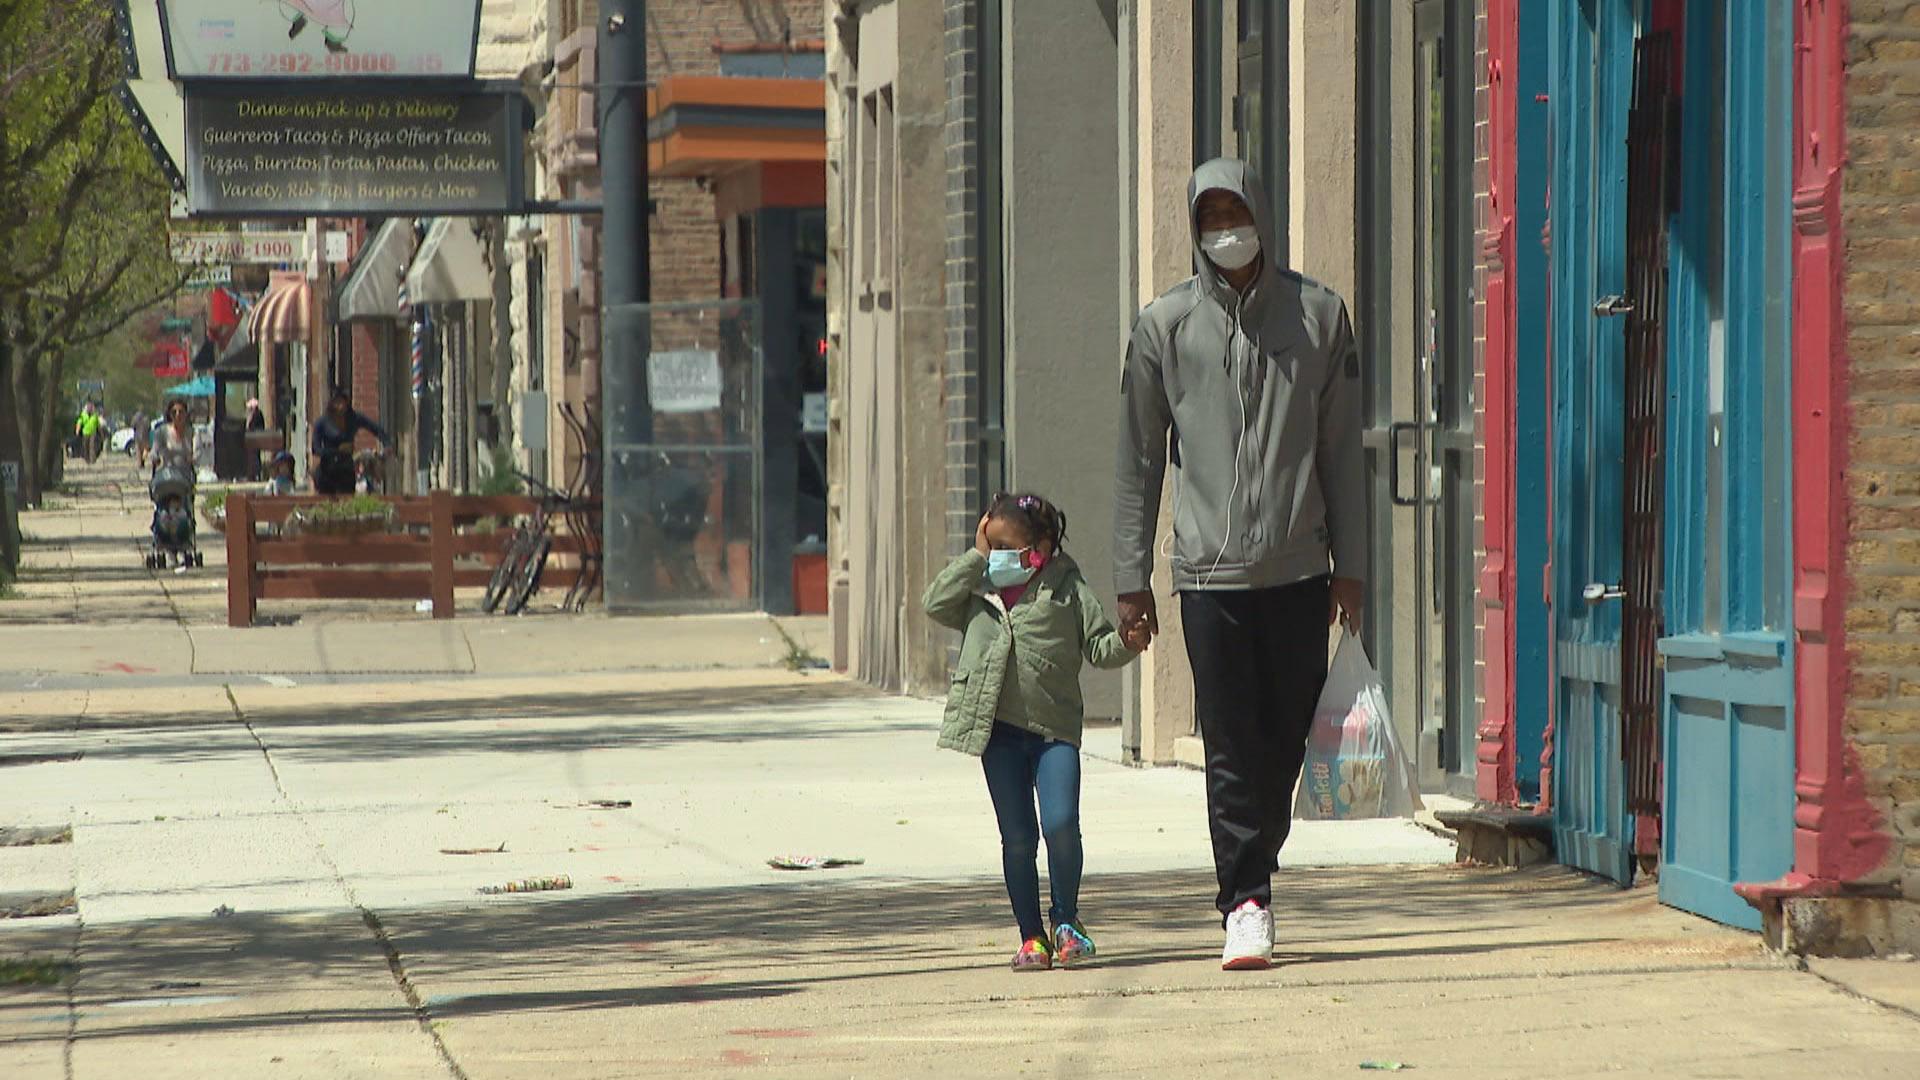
top-left (158, 1), bottom-right (482, 80)
top-left (183, 265), bottom-right (233, 289)
top-left (170, 229), bottom-right (309, 264)
top-left (184, 85), bottom-right (526, 216)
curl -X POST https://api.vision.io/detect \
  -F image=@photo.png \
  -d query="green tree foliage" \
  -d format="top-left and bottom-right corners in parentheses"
top-left (0, 0), bottom-right (185, 504)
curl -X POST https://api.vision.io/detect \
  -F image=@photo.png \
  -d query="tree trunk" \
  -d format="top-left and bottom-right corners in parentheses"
top-left (0, 334), bottom-right (20, 501)
top-left (34, 350), bottom-right (68, 500)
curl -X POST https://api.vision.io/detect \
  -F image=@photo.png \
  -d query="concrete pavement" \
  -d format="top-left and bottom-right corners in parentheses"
top-left (5, 460), bottom-right (1919, 1079)
top-left (0, 458), bottom-right (829, 681)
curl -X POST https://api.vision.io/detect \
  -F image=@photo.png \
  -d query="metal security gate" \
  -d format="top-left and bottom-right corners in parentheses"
top-left (1619, 32), bottom-right (1674, 836)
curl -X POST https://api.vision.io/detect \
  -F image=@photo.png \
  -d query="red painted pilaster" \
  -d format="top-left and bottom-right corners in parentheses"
top-left (1740, 0), bottom-right (1890, 912)
top-left (1476, 0), bottom-right (1520, 806)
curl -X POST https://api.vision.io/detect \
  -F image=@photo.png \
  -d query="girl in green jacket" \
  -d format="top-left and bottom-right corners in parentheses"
top-left (922, 492), bottom-right (1143, 971)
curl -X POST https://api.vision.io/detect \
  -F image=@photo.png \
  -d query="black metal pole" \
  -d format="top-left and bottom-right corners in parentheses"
top-left (597, 0), bottom-right (650, 426)
top-left (1193, 0), bottom-right (1222, 165)
top-left (598, 0), bottom-right (651, 607)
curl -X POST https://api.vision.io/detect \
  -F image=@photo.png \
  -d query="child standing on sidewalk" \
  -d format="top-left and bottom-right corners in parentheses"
top-left (922, 492), bottom-right (1144, 970)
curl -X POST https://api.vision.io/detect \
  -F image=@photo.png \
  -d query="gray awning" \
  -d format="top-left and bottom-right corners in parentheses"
top-left (405, 218), bottom-right (492, 304)
top-left (338, 220), bottom-right (416, 321)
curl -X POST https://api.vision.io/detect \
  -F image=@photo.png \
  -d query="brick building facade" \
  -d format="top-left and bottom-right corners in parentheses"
top-left (1834, 0), bottom-right (1920, 944)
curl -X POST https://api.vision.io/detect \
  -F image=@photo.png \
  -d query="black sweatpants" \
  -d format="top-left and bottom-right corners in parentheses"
top-left (1181, 576), bottom-right (1331, 919)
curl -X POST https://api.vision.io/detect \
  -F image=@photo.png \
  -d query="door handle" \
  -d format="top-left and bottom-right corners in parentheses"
top-left (1593, 295), bottom-right (1636, 317)
top-left (1583, 583), bottom-right (1625, 603)
top-left (1389, 421), bottom-right (1418, 507)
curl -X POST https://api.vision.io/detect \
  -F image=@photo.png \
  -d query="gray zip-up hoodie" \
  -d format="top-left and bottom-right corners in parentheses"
top-left (1114, 158), bottom-right (1366, 594)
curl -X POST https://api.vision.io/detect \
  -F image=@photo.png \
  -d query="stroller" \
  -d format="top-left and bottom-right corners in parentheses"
top-left (146, 465), bottom-right (203, 570)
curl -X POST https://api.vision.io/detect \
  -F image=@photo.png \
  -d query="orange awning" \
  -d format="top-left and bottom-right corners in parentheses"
top-left (646, 76), bottom-right (825, 178)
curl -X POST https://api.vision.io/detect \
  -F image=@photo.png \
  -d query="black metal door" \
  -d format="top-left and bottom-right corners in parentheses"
top-left (1618, 33), bottom-right (1675, 829)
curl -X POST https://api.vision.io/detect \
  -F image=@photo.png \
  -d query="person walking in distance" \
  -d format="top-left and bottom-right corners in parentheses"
top-left (1112, 158), bottom-right (1367, 971)
top-left (129, 408), bottom-right (150, 470)
top-left (75, 402), bottom-right (103, 464)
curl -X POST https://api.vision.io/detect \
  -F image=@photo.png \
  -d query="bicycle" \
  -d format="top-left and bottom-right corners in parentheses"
top-left (482, 404), bottom-right (602, 615)
top-left (483, 470), bottom-right (569, 615)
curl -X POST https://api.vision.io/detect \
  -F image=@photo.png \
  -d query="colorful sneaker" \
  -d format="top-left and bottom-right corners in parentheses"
top-left (1052, 922), bottom-right (1097, 967)
top-left (1011, 936), bottom-right (1053, 972)
top-left (1222, 899), bottom-right (1274, 971)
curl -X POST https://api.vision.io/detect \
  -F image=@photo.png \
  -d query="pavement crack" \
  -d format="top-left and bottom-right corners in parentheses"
top-left (1806, 965), bottom-right (1920, 1026)
top-left (222, 684), bottom-right (469, 1079)
top-left (359, 905), bottom-right (471, 1080)
top-left (63, 806), bottom-right (84, 1080)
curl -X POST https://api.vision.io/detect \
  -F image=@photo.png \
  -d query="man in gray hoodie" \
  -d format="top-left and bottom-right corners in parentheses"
top-left (1114, 158), bottom-right (1366, 971)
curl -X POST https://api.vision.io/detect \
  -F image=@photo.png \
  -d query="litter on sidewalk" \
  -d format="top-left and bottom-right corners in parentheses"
top-left (440, 843), bottom-right (507, 855)
top-left (478, 875), bottom-right (573, 895)
top-left (767, 855), bottom-right (865, 871)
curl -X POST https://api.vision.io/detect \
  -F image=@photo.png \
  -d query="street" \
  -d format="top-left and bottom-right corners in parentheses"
top-left (2, 461), bottom-right (1917, 1079)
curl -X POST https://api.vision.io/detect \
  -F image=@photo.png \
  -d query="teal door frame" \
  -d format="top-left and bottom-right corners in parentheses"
top-left (1654, 0), bottom-right (1795, 932)
top-left (1549, 0), bottom-right (1636, 886)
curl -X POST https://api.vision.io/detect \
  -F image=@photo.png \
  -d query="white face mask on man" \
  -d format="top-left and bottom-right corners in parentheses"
top-left (1200, 226), bottom-right (1261, 272)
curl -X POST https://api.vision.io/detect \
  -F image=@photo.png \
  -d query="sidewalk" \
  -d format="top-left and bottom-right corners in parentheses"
top-left (0, 459), bottom-right (828, 681)
top-left (4, 461), bottom-right (1917, 1078)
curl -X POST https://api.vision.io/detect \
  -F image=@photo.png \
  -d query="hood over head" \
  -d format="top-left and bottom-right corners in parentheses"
top-left (1187, 158), bottom-right (1277, 296)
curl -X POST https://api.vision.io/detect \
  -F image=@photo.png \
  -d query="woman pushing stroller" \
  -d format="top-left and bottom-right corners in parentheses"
top-left (147, 400), bottom-right (201, 572)
top-left (310, 388), bottom-right (392, 496)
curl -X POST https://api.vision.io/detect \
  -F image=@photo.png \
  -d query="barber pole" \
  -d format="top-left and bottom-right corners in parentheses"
top-left (402, 283), bottom-right (426, 401)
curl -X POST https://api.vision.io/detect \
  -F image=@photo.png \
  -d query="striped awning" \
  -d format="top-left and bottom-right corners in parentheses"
top-left (246, 273), bottom-right (312, 346)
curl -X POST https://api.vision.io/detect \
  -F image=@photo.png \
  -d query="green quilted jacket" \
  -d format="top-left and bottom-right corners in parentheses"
top-left (921, 549), bottom-right (1137, 755)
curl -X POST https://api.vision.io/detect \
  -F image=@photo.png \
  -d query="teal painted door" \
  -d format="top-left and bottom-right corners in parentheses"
top-left (1549, 0), bottom-right (1635, 885)
top-left (1654, 0), bottom-right (1795, 932)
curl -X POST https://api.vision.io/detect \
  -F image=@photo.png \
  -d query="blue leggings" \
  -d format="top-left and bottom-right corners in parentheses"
top-left (981, 721), bottom-right (1083, 941)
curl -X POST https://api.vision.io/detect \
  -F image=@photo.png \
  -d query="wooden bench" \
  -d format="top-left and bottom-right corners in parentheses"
top-left (224, 492), bottom-right (588, 627)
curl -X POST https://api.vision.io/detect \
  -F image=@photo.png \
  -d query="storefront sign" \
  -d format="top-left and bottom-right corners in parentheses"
top-left (160, 1), bottom-right (481, 80)
top-left (184, 86), bottom-right (525, 216)
top-left (648, 350), bottom-right (724, 414)
top-left (170, 229), bottom-right (309, 264)
top-left (183, 265), bottom-right (234, 289)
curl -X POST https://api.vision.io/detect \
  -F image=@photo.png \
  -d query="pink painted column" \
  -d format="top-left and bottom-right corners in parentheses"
top-left (1740, 0), bottom-right (1890, 912)
top-left (1475, 0), bottom-right (1520, 806)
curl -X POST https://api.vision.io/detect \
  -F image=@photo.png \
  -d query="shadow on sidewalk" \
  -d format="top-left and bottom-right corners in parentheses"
top-left (0, 679), bottom-right (895, 756)
top-left (1, 865), bottom-right (1718, 1047)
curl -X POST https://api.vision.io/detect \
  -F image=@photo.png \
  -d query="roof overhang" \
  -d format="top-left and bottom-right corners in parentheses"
top-left (406, 218), bottom-right (491, 304)
top-left (646, 76), bottom-right (824, 178)
top-left (339, 220), bottom-right (418, 321)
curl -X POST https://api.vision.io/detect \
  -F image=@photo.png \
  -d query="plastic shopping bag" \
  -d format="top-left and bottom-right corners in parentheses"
top-left (1293, 632), bottom-right (1423, 821)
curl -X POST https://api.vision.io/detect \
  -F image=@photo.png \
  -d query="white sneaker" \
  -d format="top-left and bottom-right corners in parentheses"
top-left (1222, 899), bottom-right (1274, 971)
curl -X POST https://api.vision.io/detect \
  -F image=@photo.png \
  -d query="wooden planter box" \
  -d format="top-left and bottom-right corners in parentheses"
top-left (224, 492), bottom-right (589, 627)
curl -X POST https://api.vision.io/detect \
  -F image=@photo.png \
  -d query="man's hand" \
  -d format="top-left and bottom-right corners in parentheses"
top-left (1117, 590), bottom-right (1158, 651)
top-left (1329, 576), bottom-right (1365, 634)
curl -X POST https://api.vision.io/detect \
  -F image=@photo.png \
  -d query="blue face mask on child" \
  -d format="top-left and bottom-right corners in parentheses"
top-left (985, 548), bottom-right (1038, 589)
